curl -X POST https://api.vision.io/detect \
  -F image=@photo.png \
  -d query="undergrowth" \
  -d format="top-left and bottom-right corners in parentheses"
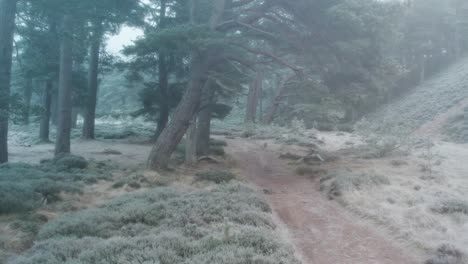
top-left (0, 157), bottom-right (114, 214)
top-left (11, 184), bottom-right (300, 264)
top-left (195, 170), bottom-right (236, 184)
top-left (320, 170), bottom-right (390, 200)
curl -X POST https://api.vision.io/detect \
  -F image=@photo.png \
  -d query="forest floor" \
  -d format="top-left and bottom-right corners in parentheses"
top-left (4, 110), bottom-right (468, 263)
top-left (227, 137), bottom-right (418, 264)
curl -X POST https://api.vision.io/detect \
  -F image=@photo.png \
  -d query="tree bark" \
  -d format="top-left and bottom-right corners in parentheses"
top-left (196, 82), bottom-right (215, 156)
top-left (154, 0), bottom-right (169, 140)
top-left (22, 77), bottom-right (33, 125)
top-left (463, 106), bottom-right (468, 142)
top-left (147, 0), bottom-right (226, 170)
top-left (185, 117), bottom-right (198, 166)
top-left (196, 106), bottom-right (212, 156)
top-left (245, 70), bottom-right (263, 124)
top-left (71, 107), bottom-right (79, 129)
top-left (82, 22), bottom-right (102, 139)
top-left (155, 54), bottom-right (169, 139)
top-left (147, 55), bottom-right (212, 169)
top-left (263, 74), bottom-right (294, 124)
top-left (419, 55), bottom-right (426, 84)
top-left (51, 90), bottom-right (58, 126)
top-left (39, 80), bottom-right (53, 142)
top-left (55, 14), bottom-right (74, 156)
top-left (0, 0), bottom-right (17, 164)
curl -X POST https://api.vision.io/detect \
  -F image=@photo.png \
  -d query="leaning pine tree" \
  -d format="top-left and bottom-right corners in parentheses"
top-left (147, 0), bottom-right (304, 169)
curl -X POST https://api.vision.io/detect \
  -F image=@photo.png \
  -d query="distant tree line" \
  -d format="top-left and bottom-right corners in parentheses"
top-left (1, 0), bottom-right (468, 169)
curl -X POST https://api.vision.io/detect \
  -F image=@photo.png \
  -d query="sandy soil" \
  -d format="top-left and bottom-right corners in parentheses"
top-left (227, 138), bottom-right (418, 264)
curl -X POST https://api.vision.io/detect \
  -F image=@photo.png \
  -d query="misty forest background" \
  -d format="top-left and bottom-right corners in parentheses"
top-left (3, 1), bottom-right (468, 264)
top-left (0, 0), bottom-right (467, 168)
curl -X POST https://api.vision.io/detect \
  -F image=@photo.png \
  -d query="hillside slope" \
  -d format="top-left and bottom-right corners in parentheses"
top-left (366, 57), bottom-right (468, 132)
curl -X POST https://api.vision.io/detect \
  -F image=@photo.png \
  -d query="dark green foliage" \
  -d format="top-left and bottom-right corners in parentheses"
top-left (320, 171), bottom-right (390, 200)
top-left (0, 161), bottom-right (112, 214)
top-left (195, 170), bottom-right (235, 184)
top-left (431, 200), bottom-right (468, 215)
top-left (12, 184), bottom-right (299, 264)
top-left (51, 154), bottom-right (88, 171)
top-left (425, 244), bottom-right (465, 264)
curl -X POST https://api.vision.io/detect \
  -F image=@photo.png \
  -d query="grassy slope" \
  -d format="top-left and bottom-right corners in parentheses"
top-left (366, 56), bottom-right (468, 131)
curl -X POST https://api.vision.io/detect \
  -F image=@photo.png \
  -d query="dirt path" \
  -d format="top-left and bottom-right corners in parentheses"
top-left (415, 97), bottom-right (468, 138)
top-left (227, 138), bottom-right (419, 264)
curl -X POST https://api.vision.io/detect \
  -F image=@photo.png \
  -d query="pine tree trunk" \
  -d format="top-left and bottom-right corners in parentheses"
top-left (155, 54), bottom-right (169, 139)
top-left (185, 117), bottom-right (198, 166)
top-left (245, 71), bottom-right (263, 124)
top-left (196, 82), bottom-right (215, 156)
top-left (0, 0), bottom-right (17, 164)
top-left (71, 107), bottom-right (79, 129)
top-left (154, 0), bottom-right (169, 140)
top-left (263, 74), bottom-right (294, 125)
top-left (51, 90), bottom-right (58, 126)
top-left (196, 107), bottom-right (212, 156)
top-left (39, 80), bottom-right (53, 142)
top-left (463, 106), bottom-right (468, 142)
top-left (147, 55), bottom-right (212, 170)
top-left (147, 0), bottom-right (225, 170)
top-left (55, 15), bottom-right (74, 156)
top-left (419, 55), bottom-right (426, 84)
top-left (82, 22), bottom-right (102, 139)
top-left (22, 77), bottom-right (33, 125)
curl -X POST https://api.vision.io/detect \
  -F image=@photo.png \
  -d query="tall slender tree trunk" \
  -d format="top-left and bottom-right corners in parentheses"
top-left (196, 82), bottom-right (215, 156)
top-left (185, 117), bottom-right (198, 165)
top-left (55, 15), bottom-right (74, 156)
top-left (51, 90), bottom-right (58, 126)
top-left (147, 0), bottom-right (226, 170)
top-left (71, 107), bottom-right (79, 129)
top-left (263, 74), bottom-right (294, 124)
top-left (0, 0), bottom-right (17, 164)
top-left (245, 71), bottom-right (263, 124)
top-left (419, 55), bottom-right (426, 84)
top-left (155, 54), bottom-right (169, 139)
top-left (22, 77), bottom-right (33, 125)
top-left (154, 0), bottom-right (169, 140)
top-left (82, 22), bottom-right (102, 139)
top-left (39, 80), bottom-right (53, 142)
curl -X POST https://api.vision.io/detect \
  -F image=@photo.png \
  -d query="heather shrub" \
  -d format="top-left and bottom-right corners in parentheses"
top-left (0, 161), bottom-right (113, 214)
top-left (320, 170), bottom-right (390, 199)
top-left (12, 184), bottom-right (299, 264)
top-left (195, 170), bottom-right (235, 184)
top-left (431, 200), bottom-right (468, 215)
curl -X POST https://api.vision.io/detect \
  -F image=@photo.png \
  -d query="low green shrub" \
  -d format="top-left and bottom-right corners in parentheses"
top-left (320, 171), bottom-right (390, 199)
top-left (12, 184), bottom-right (299, 264)
top-left (431, 200), bottom-right (468, 215)
top-left (425, 244), bottom-right (466, 264)
top-left (53, 154), bottom-right (88, 170)
top-left (0, 161), bottom-right (113, 214)
top-left (195, 170), bottom-right (235, 184)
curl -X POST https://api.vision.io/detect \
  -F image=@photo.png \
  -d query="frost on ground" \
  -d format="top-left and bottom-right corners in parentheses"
top-left (317, 131), bottom-right (468, 263)
top-left (10, 184), bottom-right (299, 264)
